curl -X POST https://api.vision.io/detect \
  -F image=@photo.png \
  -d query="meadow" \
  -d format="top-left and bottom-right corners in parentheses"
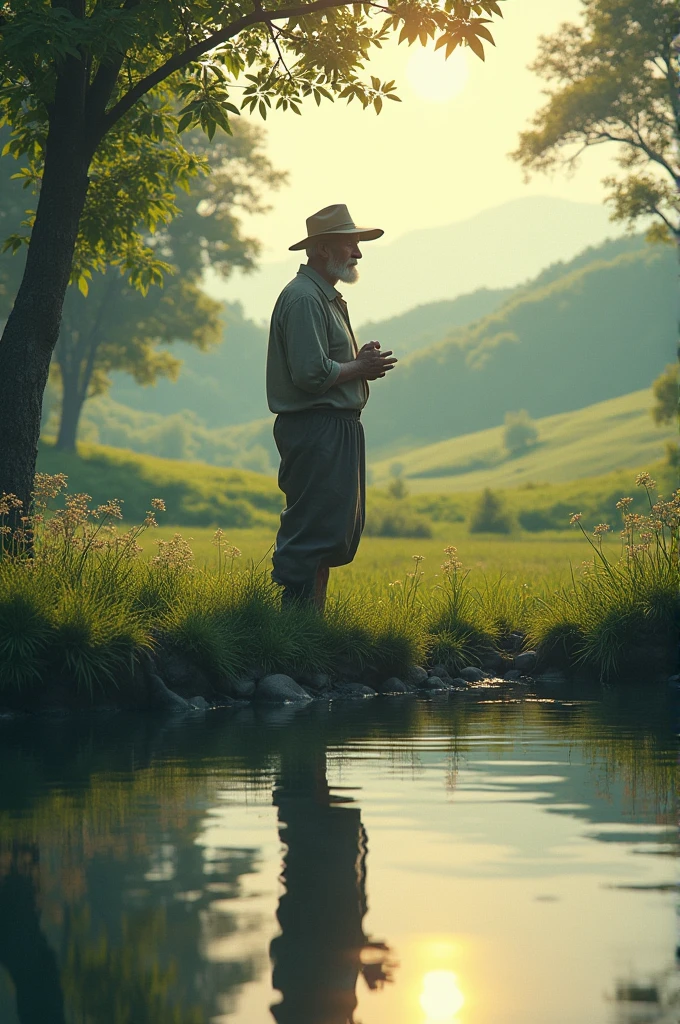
top-left (148, 522), bottom-right (599, 591)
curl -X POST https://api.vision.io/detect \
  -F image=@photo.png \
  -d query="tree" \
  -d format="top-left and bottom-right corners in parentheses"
top-left (651, 362), bottom-right (678, 424)
top-left (50, 122), bottom-right (285, 451)
top-left (469, 488), bottom-right (512, 533)
top-left (503, 409), bottom-right (539, 455)
top-left (512, 0), bottom-right (680, 243)
top-left (0, 0), bottom-right (503, 526)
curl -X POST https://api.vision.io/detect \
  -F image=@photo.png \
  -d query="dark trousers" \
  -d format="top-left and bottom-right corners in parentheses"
top-left (272, 409), bottom-right (365, 599)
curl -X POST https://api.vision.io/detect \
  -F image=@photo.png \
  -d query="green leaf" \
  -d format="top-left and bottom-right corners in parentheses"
top-left (177, 111), bottom-right (195, 133)
top-left (466, 33), bottom-right (486, 60)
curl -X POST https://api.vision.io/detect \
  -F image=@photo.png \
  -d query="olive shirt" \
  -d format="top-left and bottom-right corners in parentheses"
top-left (266, 265), bottom-right (368, 413)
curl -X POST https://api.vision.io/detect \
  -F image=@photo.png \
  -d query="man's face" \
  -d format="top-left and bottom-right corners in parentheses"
top-left (325, 235), bottom-right (362, 284)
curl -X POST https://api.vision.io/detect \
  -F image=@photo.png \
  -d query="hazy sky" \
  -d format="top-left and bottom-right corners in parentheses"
top-left (226, 0), bottom-right (618, 264)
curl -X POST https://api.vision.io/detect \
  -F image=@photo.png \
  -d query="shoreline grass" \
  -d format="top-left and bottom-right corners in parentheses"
top-left (0, 472), bottom-right (677, 704)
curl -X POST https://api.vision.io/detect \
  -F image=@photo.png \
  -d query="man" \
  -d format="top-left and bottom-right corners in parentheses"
top-left (266, 203), bottom-right (397, 610)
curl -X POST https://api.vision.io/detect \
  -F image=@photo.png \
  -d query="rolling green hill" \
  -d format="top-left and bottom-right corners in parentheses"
top-left (36, 441), bottom-right (282, 527)
top-left (371, 388), bottom-right (675, 493)
top-left (106, 234), bottom-right (661, 450)
top-left (363, 241), bottom-right (676, 455)
top-left (35, 435), bottom-right (672, 539)
top-left (357, 287), bottom-right (512, 356)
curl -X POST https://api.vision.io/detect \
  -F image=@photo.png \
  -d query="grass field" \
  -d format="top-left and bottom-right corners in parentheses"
top-left (146, 522), bottom-right (613, 592)
top-left (371, 389), bottom-right (674, 492)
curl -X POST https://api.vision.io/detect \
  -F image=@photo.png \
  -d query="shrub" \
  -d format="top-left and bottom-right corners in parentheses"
top-left (469, 489), bottom-right (513, 534)
top-left (503, 409), bottom-right (539, 456)
top-left (518, 502), bottom-right (573, 532)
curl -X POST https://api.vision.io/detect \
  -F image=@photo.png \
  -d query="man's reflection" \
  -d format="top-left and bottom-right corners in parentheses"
top-left (270, 745), bottom-right (394, 1024)
top-left (0, 843), bottom-right (66, 1024)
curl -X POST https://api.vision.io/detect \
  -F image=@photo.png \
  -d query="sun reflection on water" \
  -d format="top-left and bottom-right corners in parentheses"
top-left (420, 969), bottom-right (465, 1021)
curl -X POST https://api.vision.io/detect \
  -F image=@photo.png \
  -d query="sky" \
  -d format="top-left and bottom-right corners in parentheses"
top-left (214, 0), bottom-right (619, 274)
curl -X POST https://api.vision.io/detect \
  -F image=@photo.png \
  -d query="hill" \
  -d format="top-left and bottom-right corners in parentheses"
top-left (103, 233), bottom-right (663, 457)
top-left (36, 441), bottom-right (282, 527)
top-left (356, 287), bottom-right (511, 356)
top-left (35, 440), bottom-right (672, 540)
top-left (212, 196), bottom-right (629, 324)
top-left (77, 397), bottom-right (277, 473)
top-left (363, 241), bottom-right (676, 455)
top-left (370, 389), bottom-right (674, 493)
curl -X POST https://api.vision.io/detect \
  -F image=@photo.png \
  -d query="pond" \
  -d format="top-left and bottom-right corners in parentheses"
top-left (0, 688), bottom-right (677, 1024)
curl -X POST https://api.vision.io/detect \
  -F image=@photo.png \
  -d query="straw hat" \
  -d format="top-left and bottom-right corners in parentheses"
top-left (289, 203), bottom-right (384, 251)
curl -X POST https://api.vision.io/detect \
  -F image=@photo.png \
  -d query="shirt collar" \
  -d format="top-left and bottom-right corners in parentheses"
top-left (297, 264), bottom-right (342, 302)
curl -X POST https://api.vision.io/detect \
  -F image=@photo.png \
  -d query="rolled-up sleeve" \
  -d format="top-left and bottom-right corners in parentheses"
top-left (282, 296), bottom-right (342, 394)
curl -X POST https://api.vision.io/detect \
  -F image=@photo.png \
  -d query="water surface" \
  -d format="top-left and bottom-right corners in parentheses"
top-left (0, 689), bottom-right (677, 1024)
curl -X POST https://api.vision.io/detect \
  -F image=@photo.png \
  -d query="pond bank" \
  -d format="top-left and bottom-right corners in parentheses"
top-left (1, 641), bottom-right (677, 718)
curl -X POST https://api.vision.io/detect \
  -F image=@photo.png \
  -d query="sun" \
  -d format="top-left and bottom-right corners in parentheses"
top-left (406, 46), bottom-right (469, 103)
top-left (419, 969), bottom-right (466, 1021)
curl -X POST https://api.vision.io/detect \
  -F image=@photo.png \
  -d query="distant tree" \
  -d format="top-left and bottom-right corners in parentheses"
top-left (49, 123), bottom-right (285, 451)
top-left (387, 477), bottom-right (408, 500)
top-left (0, 0), bottom-right (503, 529)
top-left (651, 363), bottom-right (679, 425)
top-left (503, 409), bottom-right (539, 455)
top-left (469, 488), bottom-right (513, 533)
top-left (512, 0), bottom-right (680, 244)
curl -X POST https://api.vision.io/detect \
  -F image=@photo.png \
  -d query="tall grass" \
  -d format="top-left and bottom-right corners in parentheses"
top-left (0, 472), bottom-right (677, 697)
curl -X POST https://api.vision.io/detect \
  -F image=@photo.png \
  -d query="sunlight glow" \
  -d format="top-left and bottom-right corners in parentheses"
top-left (420, 970), bottom-right (466, 1021)
top-left (406, 47), bottom-right (469, 103)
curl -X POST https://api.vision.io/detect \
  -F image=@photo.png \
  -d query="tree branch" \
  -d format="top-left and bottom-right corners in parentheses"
top-left (100, 0), bottom-right (374, 134)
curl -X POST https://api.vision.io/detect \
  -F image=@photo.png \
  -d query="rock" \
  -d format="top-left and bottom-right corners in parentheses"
top-left (429, 664), bottom-right (453, 682)
top-left (449, 677), bottom-right (469, 689)
top-left (508, 632), bottom-right (525, 652)
top-left (155, 648), bottom-right (210, 697)
top-left (298, 672), bottom-right (332, 694)
top-left (332, 682), bottom-right (377, 698)
top-left (188, 695), bottom-right (210, 710)
top-left (212, 696), bottom-right (240, 708)
top-left (479, 650), bottom-right (506, 675)
top-left (514, 651), bottom-right (538, 674)
top-left (146, 674), bottom-right (190, 712)
top-left (424, 676), bottom-right (449, 690)
top-left (220, 676), bottom-right (256, 700)
top-left (256, 674), bottom-right (312, 703)
top-left (504, 669), bottom-right (522, 681)
top-left (377, 677), bottom-right (411, 694)
top-left (404, 665), bottom-right (429, 688)
top-left (460, 666), bottom-right (486, 683)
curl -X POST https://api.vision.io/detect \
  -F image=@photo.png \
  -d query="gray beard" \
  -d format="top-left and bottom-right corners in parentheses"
top-left (327, 256), bottom-right (359, 284)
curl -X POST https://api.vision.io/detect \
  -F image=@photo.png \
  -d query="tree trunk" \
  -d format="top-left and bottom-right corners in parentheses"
top-left (54, 369), bottom-right (87, 453)
top-left (0, 73), bottom-right (90, 524)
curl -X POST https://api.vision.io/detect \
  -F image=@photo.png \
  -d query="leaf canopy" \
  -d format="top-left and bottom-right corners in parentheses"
top-left (0, 0), bottom-right (504, 274)
top-left (512, 0), bottom-right (680, 241)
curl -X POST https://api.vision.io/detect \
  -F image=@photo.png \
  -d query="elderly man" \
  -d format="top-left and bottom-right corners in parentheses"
top-left (266, 204), bottom-right (397, 610)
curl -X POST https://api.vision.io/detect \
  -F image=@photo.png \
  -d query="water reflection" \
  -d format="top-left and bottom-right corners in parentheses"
top-left (270, 741), bottom-right (394, 1023)
top-left (0, 689), bottom-right (676, 1024)
top-left (419, 970), bottom-right (465, 1021)
top-left (0, 843), bottom-right (66, 1023)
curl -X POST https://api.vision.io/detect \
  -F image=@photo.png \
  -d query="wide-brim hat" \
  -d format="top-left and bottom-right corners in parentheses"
top-left (289, 203), bottom-right (384, 251)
